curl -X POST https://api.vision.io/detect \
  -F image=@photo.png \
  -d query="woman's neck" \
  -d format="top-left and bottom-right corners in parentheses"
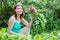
top-left (17, 14), bottom-right (20, 18)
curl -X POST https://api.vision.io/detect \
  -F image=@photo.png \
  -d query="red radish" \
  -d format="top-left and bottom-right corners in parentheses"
top-left (29, 6), bottom-right (35, 12)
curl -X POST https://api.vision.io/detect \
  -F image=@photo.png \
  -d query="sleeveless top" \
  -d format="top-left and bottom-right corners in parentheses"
top-left (6, 16), bottom-right (21, 34)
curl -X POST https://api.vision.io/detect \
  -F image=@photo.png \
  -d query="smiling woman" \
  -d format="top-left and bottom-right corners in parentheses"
top-left (6, 3), bottom-right (35, 35)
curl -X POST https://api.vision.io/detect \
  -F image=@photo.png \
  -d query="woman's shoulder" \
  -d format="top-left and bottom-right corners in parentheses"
top-left (9, 15), bottom-right (15, 22)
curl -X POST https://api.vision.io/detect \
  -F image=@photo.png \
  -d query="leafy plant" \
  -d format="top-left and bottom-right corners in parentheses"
top-left (0, 0), bottom-right (60, 35)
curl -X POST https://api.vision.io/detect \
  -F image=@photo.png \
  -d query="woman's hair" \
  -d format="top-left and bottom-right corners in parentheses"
top-left (13, 3), bottom-right (24, 19)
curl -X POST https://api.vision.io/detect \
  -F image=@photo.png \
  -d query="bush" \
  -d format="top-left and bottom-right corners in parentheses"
top-left (0, 0), bottom-right (60, 35)
top-left (0, 30), bottom-right (60, 40)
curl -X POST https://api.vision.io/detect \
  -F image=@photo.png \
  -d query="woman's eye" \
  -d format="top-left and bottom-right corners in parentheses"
top-left (17, 8), bottom-right (22, 9)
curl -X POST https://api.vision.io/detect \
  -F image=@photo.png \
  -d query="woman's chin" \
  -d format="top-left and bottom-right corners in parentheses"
top-left (16, 12), bottom-right (22, 15)
top-left (19, 13), bottom-right (22, 14)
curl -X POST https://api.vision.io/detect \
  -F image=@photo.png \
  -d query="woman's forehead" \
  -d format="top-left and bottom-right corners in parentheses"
top-left (16, 6), bottom-right (23, 8)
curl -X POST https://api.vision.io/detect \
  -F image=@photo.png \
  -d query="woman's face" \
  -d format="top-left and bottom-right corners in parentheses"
top-left (15, 6), bottom-right (23, 15)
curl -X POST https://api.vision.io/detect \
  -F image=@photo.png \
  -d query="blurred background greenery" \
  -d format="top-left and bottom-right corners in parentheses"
top-left (0, 0), bottom-right (60, 37)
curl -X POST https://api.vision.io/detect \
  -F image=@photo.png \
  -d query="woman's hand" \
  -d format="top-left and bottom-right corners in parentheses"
top-left (29, 6), bottom-right (36, 13)
top-left (29, 6), bottom-right (38, 17)
top-left (29, 6), bottom-right (36, 21)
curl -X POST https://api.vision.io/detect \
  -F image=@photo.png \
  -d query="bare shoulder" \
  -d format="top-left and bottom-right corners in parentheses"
top-left (9, 15), bottom-right (15, 23)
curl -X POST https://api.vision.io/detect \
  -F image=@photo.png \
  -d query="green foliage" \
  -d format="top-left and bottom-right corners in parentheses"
top-left (0, 30), bottom-right (60, 40)
top-left (0, 0), bottom-right (60, 35)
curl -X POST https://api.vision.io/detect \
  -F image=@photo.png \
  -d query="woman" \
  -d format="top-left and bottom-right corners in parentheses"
top-left (6, 3), bottom-right (35, 35)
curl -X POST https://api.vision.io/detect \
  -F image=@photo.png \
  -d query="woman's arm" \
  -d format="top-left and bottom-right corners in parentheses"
top-left (21, 16), bottom-right (34, 28)
top-left (21, 6), bottom-right (36, 28)
top-left (8, 16), bottom-right (16, 34)
top-left (28, 15), bottom-right (34, 27)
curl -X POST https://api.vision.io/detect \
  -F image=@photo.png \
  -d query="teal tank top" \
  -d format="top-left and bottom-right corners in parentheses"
top-left (6, 20), bottom-right (21, 34)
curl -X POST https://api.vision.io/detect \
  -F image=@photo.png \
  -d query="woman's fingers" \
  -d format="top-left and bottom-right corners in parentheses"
top-left (29, 6), bottom-right (35, 12)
